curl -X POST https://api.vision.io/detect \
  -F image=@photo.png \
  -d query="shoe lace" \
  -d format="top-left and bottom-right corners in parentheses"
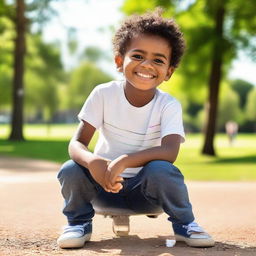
top-left (183, 222), bottom-right (204, 235)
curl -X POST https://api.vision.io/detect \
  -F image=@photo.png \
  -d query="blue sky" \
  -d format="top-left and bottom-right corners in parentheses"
top-left (43, 0), bottom-right (256, 85)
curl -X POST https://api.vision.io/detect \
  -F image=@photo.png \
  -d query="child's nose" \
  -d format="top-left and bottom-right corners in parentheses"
top-left (140, 59), bottom-right (153, 68)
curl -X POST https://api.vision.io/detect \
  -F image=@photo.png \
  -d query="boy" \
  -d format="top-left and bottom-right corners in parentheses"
top-left (57, 9), bottom-right (214, 248)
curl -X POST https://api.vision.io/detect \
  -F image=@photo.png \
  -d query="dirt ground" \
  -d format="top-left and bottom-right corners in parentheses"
top-left (0, 156), bottom-right (256, 256)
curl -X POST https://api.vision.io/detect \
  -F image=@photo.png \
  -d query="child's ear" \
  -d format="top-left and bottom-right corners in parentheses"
top-left (115, 55), bottom-right (124, 72)
top-left (165, 66), bottom-right (175, 81)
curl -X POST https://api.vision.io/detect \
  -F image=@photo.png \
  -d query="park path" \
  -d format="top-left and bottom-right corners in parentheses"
top-left (0, 155), bottom-right (256, 256)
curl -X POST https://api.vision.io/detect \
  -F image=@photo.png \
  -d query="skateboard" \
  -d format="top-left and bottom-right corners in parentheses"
top-left (92, 193), bottom-right (163, 236)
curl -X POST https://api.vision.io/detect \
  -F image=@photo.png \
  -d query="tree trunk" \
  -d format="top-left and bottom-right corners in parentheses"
top-left (9, 0), bottom-right (26, 141)
top-left (202, 4), bottom-right (225, 156)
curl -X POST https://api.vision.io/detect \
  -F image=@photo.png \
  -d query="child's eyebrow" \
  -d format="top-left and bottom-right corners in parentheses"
top-left (131, 49), bottom-right (168, 60)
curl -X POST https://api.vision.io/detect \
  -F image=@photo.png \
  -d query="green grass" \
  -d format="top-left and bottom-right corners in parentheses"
top-left (176, 134), bottom-right (256, 181)
top-left (0, 124), bottom-right (98, 163)
top-left (0, 124), bottom-right (255, 181)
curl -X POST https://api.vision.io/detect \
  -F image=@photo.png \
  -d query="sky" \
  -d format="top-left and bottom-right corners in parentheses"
top-left (42, 0), bottom-right (123, 79)
top-left (42, 0), bottom-right (256, 86)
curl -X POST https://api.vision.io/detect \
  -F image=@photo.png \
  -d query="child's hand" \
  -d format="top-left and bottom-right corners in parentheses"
top-left (106, 155), bottom-right (126, 188)
top-left (104, 171), bottom-right (123, 193)
top-left (88, 157), bottom-right (122, 193)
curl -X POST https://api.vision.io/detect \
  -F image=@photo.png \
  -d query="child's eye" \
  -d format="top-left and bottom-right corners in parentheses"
top-left (154, 58), bottom-right (165, 64)
top-left (132, 54), bottom-right (143, 60)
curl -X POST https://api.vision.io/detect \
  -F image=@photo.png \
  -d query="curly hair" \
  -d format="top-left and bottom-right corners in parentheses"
top-left (112, 8), bottom-right (185, 68)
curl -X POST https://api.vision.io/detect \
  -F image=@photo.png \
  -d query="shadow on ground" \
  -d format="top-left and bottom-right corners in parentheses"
top-left (87, 236), bottom-right (256, 256)
top-left (1, 235), bottom-right (256, 256)
top-left (212, 155), bottom-right (256, 164)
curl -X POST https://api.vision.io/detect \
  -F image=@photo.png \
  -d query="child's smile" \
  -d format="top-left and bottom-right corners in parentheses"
top-left (135, 72), bottom-right (156, 79)
top-left (116, 33), bottom-right (174, 93)
top-left (115, 33), bottom-right (174, 106)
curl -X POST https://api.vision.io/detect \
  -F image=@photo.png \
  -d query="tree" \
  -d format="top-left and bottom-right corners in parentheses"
top-left (231, 79), bottom-right (254, 109)
top-left (0, 14), bottom-right (13, 109)
top-left (0, 19), bottom-right (63, 124)
top-left (9, 0), bottom-right (26, 140)
top-left (122, 0), bottom-right (256, 155)
top-left (201, 0), bottom-right (226, 155)
top-left (67, 62), bottom-right (112, 111)
top-left (25, 34), bottom-right (63, 123)
top-left (245, 88), bottom-right (256, 131)
top-left (1, 0), bottom-right (57, 140)
top-left (81, 46), bottom-right (107, 63)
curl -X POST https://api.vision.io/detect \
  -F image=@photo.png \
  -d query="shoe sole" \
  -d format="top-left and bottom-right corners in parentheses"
top-left (57, 233), bottom-right (92, 249)
top-left (175, 234), bottom-right (215, 247)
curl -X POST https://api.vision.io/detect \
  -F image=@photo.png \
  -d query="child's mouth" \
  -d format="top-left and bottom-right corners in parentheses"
top-left (135, 72), bottom-right (155, 79)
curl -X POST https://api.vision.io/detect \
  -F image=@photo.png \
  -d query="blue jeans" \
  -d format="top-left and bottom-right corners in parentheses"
top-left (57, 160), bottom-right (194, 226)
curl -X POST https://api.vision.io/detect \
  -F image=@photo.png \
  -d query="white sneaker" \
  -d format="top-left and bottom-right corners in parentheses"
top-left (172, 222), bottom-right (215, 247)
top-left (57, 222), bottom-right (92, 249)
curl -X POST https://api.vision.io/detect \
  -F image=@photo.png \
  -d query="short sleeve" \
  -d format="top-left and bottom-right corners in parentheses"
top-left (161, 100), bottom-right (185, 143)
top-left (78, 86), bottom-right (103, 129)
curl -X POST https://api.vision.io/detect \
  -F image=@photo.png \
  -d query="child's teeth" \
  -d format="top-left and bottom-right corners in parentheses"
top-left (137, 72), bottom-right (153, 78)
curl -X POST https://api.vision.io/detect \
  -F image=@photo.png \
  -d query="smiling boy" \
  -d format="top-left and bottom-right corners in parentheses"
top-left (57, 9), bottom-right (215, 249)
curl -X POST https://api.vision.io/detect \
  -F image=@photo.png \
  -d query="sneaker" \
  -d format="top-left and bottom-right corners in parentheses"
top-left (172, 222), bottom-right (215, 247)
top-left (57, 222), bottom-right (92, 249)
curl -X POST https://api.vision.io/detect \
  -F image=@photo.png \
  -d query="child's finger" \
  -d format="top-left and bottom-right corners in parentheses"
top-left (109, 182), bottom-right (123, 193)
top-left (109, 176), bottom-right (124, 192)
top-left (110, 175), bottom-right (123, 187)
top-left (112, 181), bottom-right (123, 190)
top-left (104, 170), bottom-right (123, 193)
top-left (110, 186), bottom-right (123, 193)
top-left (104, 178), bottom-right (122, 193)
top-left (115, 176), bottom-right (124, 183)
top-left (104, 170), bottom-right (113, 191)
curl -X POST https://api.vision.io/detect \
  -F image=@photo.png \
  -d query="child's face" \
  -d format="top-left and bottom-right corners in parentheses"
top-left (115, 33), bottom-right (174, 92)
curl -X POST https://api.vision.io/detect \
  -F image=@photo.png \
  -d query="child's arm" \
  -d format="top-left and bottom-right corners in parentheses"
top-left (106, 134), bottom-right (181, 186)
top-left (69, 120), bottom-right (123, 193)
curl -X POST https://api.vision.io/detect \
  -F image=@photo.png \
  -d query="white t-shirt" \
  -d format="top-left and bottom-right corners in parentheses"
top-left (78, 80), bottom-right (185, 178)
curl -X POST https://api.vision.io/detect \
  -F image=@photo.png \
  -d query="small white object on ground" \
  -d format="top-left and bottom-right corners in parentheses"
top-left (166, 239), bottom-right (176, 247)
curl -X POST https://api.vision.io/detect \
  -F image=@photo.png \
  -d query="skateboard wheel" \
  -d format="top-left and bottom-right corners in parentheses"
top-left (112, 216), bottom-right (130, 236)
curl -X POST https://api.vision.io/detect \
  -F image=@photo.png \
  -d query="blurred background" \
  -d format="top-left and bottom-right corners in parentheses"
top-left (0, 0), bottom-right (255, 181)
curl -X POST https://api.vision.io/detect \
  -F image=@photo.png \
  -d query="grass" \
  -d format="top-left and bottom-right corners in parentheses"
top-left (0, 124), bottom-right (255, 181)
top-left (0, 124), bottom-right (97, 163)
top-left (176, 134), bottom-right (256, 181)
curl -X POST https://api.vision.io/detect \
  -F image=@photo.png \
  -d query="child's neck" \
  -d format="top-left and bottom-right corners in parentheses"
top-left (124, 83), bottom-right (156, 107)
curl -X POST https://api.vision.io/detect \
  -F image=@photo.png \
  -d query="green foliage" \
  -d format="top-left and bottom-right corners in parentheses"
top-left (121, 0), bottom-right (156, 14)
top-left (81, 46), bottom-right (106, 63)
top-left (195, 82), bottom-right (243, 132)
top-left (24, 33), bottom-right (63, 122)
top-left (0, 0), bottom-right (64, 124)
top-left (0, 11), bottom-right (64, 119)
top-left (0, 5), bottom-right (111, 123)
top-left (121, 0), bottom-right (256, 136)
top-left (228, 0), bottom-right (256, 59)
top-left (67, 27), bottom-right (78, 54)
top-left (0, 16), bottom-right (14, 108)
top-left (245, 88), bottom-right (256, 122)
top-left (26, 0), bottom-right (58, 28)
top-left (0, 0), bottom-right (15, 21)
top-left (231, 79), bottom-right (254, 108)
top-left (67, 62), bottom-right (112, 110)
top-left (122, 0), bottom-right (229, 107)
top-left (218, 84), bottom-right (242, 129)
